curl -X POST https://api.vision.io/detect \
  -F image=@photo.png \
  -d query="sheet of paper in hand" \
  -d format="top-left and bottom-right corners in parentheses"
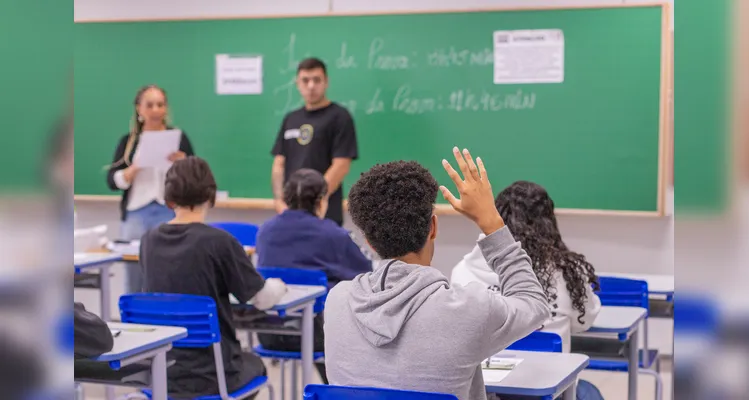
top-left (132, 129), bottom-right (182, 169)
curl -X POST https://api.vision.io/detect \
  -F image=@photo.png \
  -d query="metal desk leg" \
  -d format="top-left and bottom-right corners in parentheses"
top-left (301, 303), bottom-right (315, 390)
top-left (562, 379), bottom-right (577, 400)
top-left (628, 327), bottom-right (640, 400)
top-left (151, 351), bottom-right (168, 400)
top-left (104, 386), bottom-right (115, 400)
top-left (99, 264), bottom-right (111, 321)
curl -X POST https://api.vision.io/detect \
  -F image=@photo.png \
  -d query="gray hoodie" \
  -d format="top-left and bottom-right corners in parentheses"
top-left (324, 227), bottom-right (550, 400)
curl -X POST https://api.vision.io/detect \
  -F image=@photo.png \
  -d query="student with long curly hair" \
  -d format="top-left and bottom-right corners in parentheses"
top-left (451, 180), bottom-right (603, 399)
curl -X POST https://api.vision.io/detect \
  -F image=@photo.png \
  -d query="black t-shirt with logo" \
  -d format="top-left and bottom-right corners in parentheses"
top-left (271, 102), bottom-right (359, 225)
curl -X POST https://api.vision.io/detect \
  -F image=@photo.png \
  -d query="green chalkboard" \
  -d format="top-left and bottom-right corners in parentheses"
top-left (675, 0), bottom-right (731, 212)
top-left (74, 5), bottom-right (668, 213)
top-left (0, 0), bottom-right (70, 192)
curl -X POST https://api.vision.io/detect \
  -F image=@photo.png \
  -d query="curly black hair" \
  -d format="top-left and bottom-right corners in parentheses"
top-left (495, 181), bottom-right (600, 324)
top-left (284, 168), bottom-right (328, 215)
top-left (348, 161), bottom-right (439, 259)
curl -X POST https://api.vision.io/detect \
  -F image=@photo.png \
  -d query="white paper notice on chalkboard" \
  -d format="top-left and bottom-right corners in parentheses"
top-left (493, 29), bottom-right (564, 84)
top-left (216, 54), bottom-right (263, 95)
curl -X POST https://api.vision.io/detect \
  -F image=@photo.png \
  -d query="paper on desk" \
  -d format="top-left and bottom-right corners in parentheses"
top-left (482, 357), bottom-right (523, 384)
top-left (132, 129), bottom-right (182, 169)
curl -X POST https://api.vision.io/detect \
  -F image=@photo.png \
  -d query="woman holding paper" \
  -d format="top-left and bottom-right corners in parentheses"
top-left (106, 85), bottom-right (195, 293)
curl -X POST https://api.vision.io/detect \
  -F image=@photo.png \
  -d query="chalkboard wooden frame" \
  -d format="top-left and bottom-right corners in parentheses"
top-left (74, 2), bottom-right (673, 217)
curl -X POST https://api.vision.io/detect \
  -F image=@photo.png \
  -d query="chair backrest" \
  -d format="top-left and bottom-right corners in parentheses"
top-left (674, 294), bottom-right (719, 334)
top-left (210, 222), bottom-right (259, 247)
top-left (596, 277), bottom-right (649, 310)
top-left (506, 331), bottom-right (562, 353)
top-left (257, 267), bottom-right (328, 313)
top-left (304, 385), bottom-right (459, 399)
top-left (119, 293), bottom-right (221, 348)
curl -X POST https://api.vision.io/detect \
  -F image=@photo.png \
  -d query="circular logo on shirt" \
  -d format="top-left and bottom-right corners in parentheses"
top-left (297, 124), bottom-right (314, 145)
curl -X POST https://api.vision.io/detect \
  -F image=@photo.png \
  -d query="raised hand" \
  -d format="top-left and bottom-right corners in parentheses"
top-left (440, 147), bottom-right (505, 235)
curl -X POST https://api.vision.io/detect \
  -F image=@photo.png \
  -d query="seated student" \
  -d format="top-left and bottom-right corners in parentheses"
top-left (324, 148), bottom-right (550, 400)
top-left (256, 168), bottom-right (372, 288)
top-left (255, 168), bottom-right (372, 384)
top-left (74, 302), bottom-right (114, 359)
top-left (139, 156), bottom-right (286, 399)
top-left (451, 180), bottom-right (604, 399)
top-left (452, 181), bottom-right (602, 349)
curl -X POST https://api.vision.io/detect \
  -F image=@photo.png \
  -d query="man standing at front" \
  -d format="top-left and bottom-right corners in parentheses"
top-left (271, 58), bottom-right (358, 226)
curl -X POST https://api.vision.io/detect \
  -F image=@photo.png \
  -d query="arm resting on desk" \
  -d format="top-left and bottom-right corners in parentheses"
top-left (74, 302), bottom-right (114, 359)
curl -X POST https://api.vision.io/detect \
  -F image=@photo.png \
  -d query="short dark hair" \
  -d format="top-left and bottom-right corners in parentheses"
top-left (348, 161), bottom-right (439, 259)
top-left (297, 57), bottom-right (327, 76)
top-left (284, 168), bottom-right (328, 215)
top-left (164, 156), bottom-right (217, 209)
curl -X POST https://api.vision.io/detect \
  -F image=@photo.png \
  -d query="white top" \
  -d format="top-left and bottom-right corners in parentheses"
top-left (74, 252), bottom-right (123, 271)
top-left (114, 166), bottom-right (168, 211)
top-left (484, 350), bottom-right (589, 395)
top-left (598, 272), bottom-right (674, 295)
top-left (451, 234), bottom-right (601, 352)
top-left (97, 323), bottom-right (188, 362)
top-left (584, 306), bottom-right (647, 334)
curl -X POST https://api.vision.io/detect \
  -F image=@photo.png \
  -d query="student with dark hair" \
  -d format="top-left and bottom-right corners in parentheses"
top-left (324, 148), bottom-right (549, 400)
top-left (256, 168), bottom-right (371, 383)
top-left (107, 85), bottom-right (196, 293)
top-left (257, 168), bottom-right (372, 287)
top-left (453, 181), bottom-right (602, 348)
top-left (271, 58), bottom-right (358, 226)
top-left (451, 180), bottom-right (604, 400)
top-left (139, 156), bottom-right (286, 399)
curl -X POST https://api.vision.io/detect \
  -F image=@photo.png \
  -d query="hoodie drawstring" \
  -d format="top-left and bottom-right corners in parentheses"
top-left (380, 260), bottom-right (398, 291)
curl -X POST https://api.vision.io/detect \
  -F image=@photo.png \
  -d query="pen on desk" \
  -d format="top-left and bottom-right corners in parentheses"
top-left (112, 330), bottom-right (122, 338)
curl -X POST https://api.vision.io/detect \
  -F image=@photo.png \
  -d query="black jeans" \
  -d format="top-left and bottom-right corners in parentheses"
top-left (256, 313), bottom-right (328, 384)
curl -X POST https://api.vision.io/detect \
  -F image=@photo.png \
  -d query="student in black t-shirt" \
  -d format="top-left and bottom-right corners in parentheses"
top-left (139, 156), bottom-right (286, 399)
top-left (271, 57), bottom-right (359, 226)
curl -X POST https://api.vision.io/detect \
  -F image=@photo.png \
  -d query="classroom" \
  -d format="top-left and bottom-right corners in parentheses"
top-left (72, 0), bottom-right (687, 399)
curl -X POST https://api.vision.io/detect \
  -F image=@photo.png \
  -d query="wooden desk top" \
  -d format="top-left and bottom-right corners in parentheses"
top-left (90, 246), bottom-right (255, 262)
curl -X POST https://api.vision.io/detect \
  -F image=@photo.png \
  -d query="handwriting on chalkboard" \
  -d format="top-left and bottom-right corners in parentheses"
top-left (427, 47), bottom-right (493, 67)
top-left (368, 38), bottom-right (411, 70)
top-left (336, 42), bottom-right (358, 69)
top-left (273, 34), bottom-right (537, 116)
top-left (363, 86), bottom-right (537, 115)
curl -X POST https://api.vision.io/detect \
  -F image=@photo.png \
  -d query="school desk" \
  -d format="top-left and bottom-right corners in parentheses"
top-left (93, 245), bottom-right (255, 262)
top-left (484, 350), bottom-right (589, 400)
top-left (74, 252), bottom-right (123, 321)
top-left (573, 306), bottom-right (648, 400)
top-left (231, 284), bottom-right (327, 396)
top-left (74, 322), bottom-right (187, 400)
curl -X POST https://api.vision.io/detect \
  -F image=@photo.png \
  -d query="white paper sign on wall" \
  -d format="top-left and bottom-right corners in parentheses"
top-left (215, 54), bottom-right (263, 95)
top-left (493, 29), bottom-right (565, 84)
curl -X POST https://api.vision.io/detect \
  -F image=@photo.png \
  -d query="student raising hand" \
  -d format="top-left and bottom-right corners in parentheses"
top-left (440, 147), bottom-right (505, 235)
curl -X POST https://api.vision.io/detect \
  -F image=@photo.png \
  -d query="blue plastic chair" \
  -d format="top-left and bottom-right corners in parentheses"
top-left (119, 293), bottom-right (273, 400)
top-left (507, 331), bottom-right (563, 353)
top-left (210, 222), bottom-right (259, 247)
top-left (503, 331), bottom-right (563, 400)
top-left (253, 267), bottom-right (327, 400)
top-left (304, 385), bottom-right (459, 399)
top-left (590, 277), bottom-right (662, 400)
top-left (674, 294), bottom-right (719, 334)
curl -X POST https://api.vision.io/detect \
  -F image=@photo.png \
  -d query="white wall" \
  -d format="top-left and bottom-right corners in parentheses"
top-left (73, 0), bottom-right (675, 352)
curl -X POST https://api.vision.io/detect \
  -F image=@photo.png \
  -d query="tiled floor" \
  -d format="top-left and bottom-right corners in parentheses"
top-left (81, 356), bottom-right (672, 400)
